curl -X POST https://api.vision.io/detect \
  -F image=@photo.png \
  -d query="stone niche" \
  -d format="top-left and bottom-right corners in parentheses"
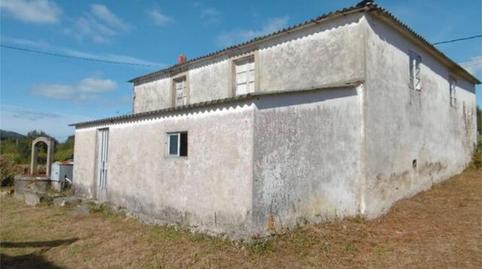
top-left (14, 136), bottom-right (56, 205)
top-left (30, 136), bottom-right (55, 177)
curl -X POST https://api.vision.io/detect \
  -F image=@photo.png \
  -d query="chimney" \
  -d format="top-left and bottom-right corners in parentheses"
top-left (177, 54), bottom-right (187, 64)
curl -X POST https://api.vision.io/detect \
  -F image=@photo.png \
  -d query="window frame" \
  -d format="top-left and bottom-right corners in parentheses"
top-left (233, 55), bottom-right (256, 96)
top-left (449, 76), bottom-right (457, 108)
top-left (409, 51), bottom-right (422, 91)
top-left (166, 131), bottom-right (188, 157)
top-left (172, 75), bottom-right (188, 107)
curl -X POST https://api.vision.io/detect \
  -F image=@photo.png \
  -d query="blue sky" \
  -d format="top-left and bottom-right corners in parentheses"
top-left (1, 0), bottom-right (481, 141)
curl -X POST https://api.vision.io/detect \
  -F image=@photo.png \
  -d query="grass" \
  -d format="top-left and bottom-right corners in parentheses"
top-left (1, 167), bottom-right (481, 268)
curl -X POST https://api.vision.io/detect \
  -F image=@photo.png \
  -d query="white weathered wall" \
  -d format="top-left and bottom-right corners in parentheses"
top-left (73, 102), bottom-right (255, 238)
top-left (252, 86), bottom-right (364, 234)
top-left (257, 14), bottom-right (364, 93)
top-left (133, 13), bottom-right (365, 114)
top-left (73, 128), bottom-right (97, 198)
top-left (134, 77), bottom-right (172, 113)
top-left (362, 15), bottom-right (478, 217)
top-left (189, 58), bottom-right (231, 103)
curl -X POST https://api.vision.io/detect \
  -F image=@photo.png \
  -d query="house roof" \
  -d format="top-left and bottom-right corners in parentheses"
top-left (70, 81), bottom-right (361, 127)
top-left (128, 0), bottom-right (480, 85)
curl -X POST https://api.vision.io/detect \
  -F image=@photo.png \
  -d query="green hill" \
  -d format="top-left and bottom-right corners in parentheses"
top-left (0, 130), bottom-right (26, 140)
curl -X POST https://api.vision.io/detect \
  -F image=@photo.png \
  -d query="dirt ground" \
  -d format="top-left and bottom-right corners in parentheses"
top-left (1, 167), bottom-right (481, 269)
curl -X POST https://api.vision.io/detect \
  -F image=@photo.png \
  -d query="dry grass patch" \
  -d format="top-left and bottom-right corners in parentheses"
top-left (1, 167), bottom-right (481, 268)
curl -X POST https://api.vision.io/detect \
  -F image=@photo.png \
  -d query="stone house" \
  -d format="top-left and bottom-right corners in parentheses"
top-left (71, 1), bottom-right (479, 239)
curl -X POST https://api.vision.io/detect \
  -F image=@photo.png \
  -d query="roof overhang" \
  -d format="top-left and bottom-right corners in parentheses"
top-left (71, 81), bottom-right (362, 128)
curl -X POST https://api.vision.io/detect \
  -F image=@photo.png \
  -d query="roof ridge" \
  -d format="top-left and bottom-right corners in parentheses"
top-left (129, 0), bottom-right (479, 85)
top-left (368, 5), bottom-right (479, 84)
top-left (129, 3), bottom-right (368, 83)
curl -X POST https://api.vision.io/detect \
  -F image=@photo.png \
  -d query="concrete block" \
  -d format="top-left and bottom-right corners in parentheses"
top-left (51, 182), bottom-right (62, 192)
top-left (24, 191), bottom-right (40, 206)
top-left (29, 180), bottom-right (49, 193)
top-left (14, 193), bottom-right (24, 201)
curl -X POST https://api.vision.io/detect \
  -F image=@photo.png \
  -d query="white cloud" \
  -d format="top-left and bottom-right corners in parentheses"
top-left (0, 105), bottom-right (87, 141)
top-left (0, 0), bottom-right (61, 24)
top-left (2, 36), bottom-right (163, 67)
top-left (0, 36), bottom-right (49, 49)
top-left (192, 2), bottom-right (221, 24)
top-left (460, 56), bottom-right (482, 77)
top-left (6, 107), bottom-right (61, 121)
top-left (31, 77), bottom-right (117, 101)
top-left (148, 9), bottom-right (174, 26)
top-left (216, 16), bottom-right (289, 47)
top-left (77, 78), bottom-right (117, 93)
top-left (32, 84), bottom-right (75, 100)
top-left (90, 4), bottom-right (129, 31)
top-left (69, 4), bottom-right (130, 43)
top-left (200, 8), bottom-right (222, 24)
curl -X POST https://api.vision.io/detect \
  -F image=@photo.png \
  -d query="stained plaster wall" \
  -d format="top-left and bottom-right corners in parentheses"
top-left (251, 86), bottom-right (364, 234)
top-left (133, 12), bottom-right (366, 114)
top-left (361, 14), bottom-right (478, 217)
top-left (73, 102), bottom-right (255, 238)
top-left (134, 78), bottom-right (172, 113)
top-left (72, 128), bottom-right (97, 198)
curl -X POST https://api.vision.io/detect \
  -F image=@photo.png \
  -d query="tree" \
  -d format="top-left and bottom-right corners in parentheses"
top-left (55, 136), bottom-right (75, 161)
top-left (26, 130), bottom-right (58, 144)
top-left (0, 130), bottom-right (74, 165)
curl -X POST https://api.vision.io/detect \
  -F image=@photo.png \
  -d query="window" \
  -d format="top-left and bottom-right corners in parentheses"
top-left (449, 77), bottom-right (457, 107)
top-left (167, 132), bottom-right (188, 157)
top-left (234, 56), bottom-right (255, 95)
top-left (409, 51), bottom-right (422, 91)
top-left (173, 76), bottom-right (187, 106)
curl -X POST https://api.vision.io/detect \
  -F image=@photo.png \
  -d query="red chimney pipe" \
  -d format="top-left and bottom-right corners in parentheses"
top-left (178, 54), bottom-right (187, 64)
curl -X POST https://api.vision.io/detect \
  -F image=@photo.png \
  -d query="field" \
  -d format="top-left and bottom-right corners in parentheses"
top-left (1, 167), bottom-right (481, 268)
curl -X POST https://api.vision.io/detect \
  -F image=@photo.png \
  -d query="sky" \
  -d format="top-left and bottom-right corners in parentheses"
top-left (0, 0), bottom-right (481, 141)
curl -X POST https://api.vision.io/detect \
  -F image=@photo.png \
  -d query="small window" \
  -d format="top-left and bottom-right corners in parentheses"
top-left (409, 51), bottom-right (422, 91)
top-left (234, 56), bottom-right (255, 95)
top-left (167, 132), bottom-right (188, 157)
top-left (173, 76), bottom-right (187, 106)
top-left (449, 77), bottom-right (457, 107)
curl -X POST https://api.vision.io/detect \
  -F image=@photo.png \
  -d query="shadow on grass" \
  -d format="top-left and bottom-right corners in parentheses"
top-left (1, 238), bottom-right (78, 269)
top-left (1, 238), bottom-right (78, 248)
top-left (1, 253), bottom-right (64, 269)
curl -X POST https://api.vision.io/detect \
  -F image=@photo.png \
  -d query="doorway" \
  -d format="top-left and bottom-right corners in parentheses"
top-left (96, 128), bottom-right (109, 202)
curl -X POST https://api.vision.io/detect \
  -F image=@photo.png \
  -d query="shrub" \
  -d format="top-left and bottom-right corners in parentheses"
top-left (0, 156), bottom-right (16, 186)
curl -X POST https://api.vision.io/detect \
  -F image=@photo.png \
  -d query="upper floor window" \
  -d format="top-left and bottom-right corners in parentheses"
top-left (174, 76), bottom-right (187, 106)
top-left (167, 132), bottom-right (188, 157)
top-left (449, 76), bottom-right (457, 107)
top-left (234, 56), bottom-right (255, 95)
top-left (409, 51), bottom-right (422, 91)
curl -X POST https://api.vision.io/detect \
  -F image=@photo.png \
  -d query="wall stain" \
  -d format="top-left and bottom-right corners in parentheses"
top-left (418, 161), bottom-right (446, 178)
top-left (267, 214), bottom-right (275, 232)
top-left (375, 170), bottom-right (410, 200)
